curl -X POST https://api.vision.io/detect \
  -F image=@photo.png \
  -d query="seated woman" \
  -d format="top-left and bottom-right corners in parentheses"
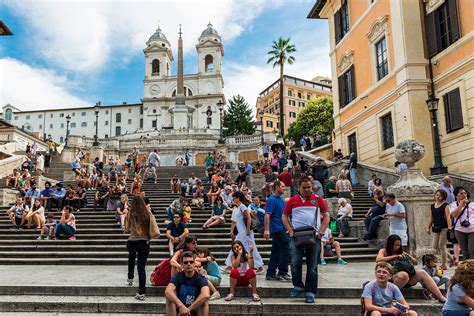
top-left (362, 261), bottom-right (418, 316)
top-left (374, 178), bottom-right (385, 196)
top-left (336, 198), bottom-right (353, 237)
top-left (166, 213), bottom-right (189, 256)
top-left (191, 182), bottom-right (206, 210)
top-left (202, 196), bottom-right (228, 229)
top-left (225, 241), bottom-right (260, 302)
top-left (75, 185), bottom-right (88, 211)
top-left (55, 205), bottom-right (76, 240)
top-left (207, 181), bottom-right (221, 206)
top-left (6, 169), bottom-right (20, 189)
top-left (169, 236), bottom-right (199, 277)
top-left (26, 199), bottom-right (45, 229)
top-left (64, 184), bottom-right (78, 209)
top-left (375, 234), bottom-right (446, 303)
top-left (197, 247), bottom-right (222, 301)
top-left (131, 174), bottom-right (143, 195)
top-left (336, 173), bottom-right (352, 200)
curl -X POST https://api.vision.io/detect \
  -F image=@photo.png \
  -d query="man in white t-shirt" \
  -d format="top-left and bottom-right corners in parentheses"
top-left (383, 193), bottom-right (408, 246)
top-left (148, 149), bottom-right (160, 167)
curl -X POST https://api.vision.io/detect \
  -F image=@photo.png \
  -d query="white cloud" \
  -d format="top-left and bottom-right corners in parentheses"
top-left (223, 44), bottom-right (331, 116)
top-left (4, 0), bottom-right (274, 73)
top-left (0, 58), bottom-right (91, 110)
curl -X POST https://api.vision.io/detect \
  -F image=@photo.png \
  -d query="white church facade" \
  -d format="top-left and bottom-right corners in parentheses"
top-left (1, 23), bottom-right (225, 143)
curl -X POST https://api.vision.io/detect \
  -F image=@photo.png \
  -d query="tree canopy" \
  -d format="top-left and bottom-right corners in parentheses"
top-left (285, 96), bottom-right (334, 141)
top-left (223, 95), bottom-right (256, 137)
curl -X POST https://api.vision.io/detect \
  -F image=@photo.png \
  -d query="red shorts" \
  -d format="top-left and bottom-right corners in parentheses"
top-left (230, 268), bottom-right (256, 286)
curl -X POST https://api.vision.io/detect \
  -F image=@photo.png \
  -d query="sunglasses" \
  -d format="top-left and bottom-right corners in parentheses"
top-left (182, 260), bottom-right (194, 265)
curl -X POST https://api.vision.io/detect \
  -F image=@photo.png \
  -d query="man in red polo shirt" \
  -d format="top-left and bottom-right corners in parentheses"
top-left (282, 176), bottom-right (329, 304)
top-left (278, 167), bottom-right (294, 196)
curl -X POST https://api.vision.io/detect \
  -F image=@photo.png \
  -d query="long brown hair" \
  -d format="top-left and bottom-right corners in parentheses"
top-left (127, 195), bottom-right (150, 237)
top-left (449, 259), bottom-right (474, 296)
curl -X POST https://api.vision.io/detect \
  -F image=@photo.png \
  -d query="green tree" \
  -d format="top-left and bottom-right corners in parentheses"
top-left (267, 37), bottom-right (296, 137)
top-left (223, 95), bottom-right (256, 137)
top-left (287, 96), bottom-right (334, 141)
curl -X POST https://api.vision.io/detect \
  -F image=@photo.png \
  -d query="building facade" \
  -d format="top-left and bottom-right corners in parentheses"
top-left (1, 23), bottom-right (225, 143)
top-left (255, 75), bottom-right (332, 133)
top-left (308, 0), bottom-right (474, 174)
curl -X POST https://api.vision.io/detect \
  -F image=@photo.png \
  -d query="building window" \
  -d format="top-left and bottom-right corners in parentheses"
top-left (39, 124), bottom-right (42, 129)
top-left (60, 113), bottom-right (64, 118)
top-left (152, 120), bottom-right (157, 128)
top-left (105, 121), bottom-right (109, 126)
top-left (115, 126), bottom-right (121, 136)
top-left (81, 122), bottom-right (87, 127)
top-left (70, 123), bottom-right (76, 128)
top-left (38, 114), bottom-right (42, 119)
top-left (334, 0), bottom-right (350, 44)
top-left (60, 136), bottom-right (64, 143)
top-left (26, 115), bottom-right (30, 120)
top-left (288, 100), bottom-right (296, 106)
top-left (375, 36), bottom-right (388, 80)
top-left (299, 102), bottom-right (305, 107)
top-left (140, 106), bottom-right (144, 115)
top-left (289, 112), bottom-right (297, 118)
top-left (140, 118), bottom-right (143, 128)
top-left (106, 110), bottom-right (109, 115)
top-left (288, 90), bottom-right (293, 97)
top-left (348, 132), bottom-right (357, 155)
top-left (105, 134), bottom-right (108, 138)
top-left (307, 94), bottom-right (311, 100)
top-left (72, 113), bottom-right (75, 117)
top-left (4, 109), bottom-right (12, 121)
top-left (425, 0), bottom-right (460, 57)
top-left (338, 65), bottom-right (356, 108)
top-left (266, 121), bottom-right (273, 128)
top-left (380, 113), bottom-right (394, 150)
top-left (61, 123), bottom-right (64, 128)
top-left (128, 109), bottom-right (132, 113)
top-left (205, 54), bottom-right (214, 72)
top-left (50, 113), bottom-right (53, 118)
top-left (14, 116), bottom-right (18, 120)
top-left (81, 112), bottom-right (86, 116)
top-left (297, 91), bottom-right (302, 98)
top-left (116, 113), bottom-right (121, 123)
top-left (152, 59), bottom-right (160, 75)
top-left (50, 124), bottom-right (53, 129)
top-left (128, 119), bottom-right (132, 124)
top-left (443, 88), bottom-right (463, 133)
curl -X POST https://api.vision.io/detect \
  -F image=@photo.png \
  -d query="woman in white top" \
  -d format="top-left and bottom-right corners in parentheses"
top-left (55, 205), bottom-right (76, 240)
top-left (336, 198), bottom-right (353, 237)
top-left (26, 199), bottom-right (45, 229)
top-left (225, 191), bottom-right (264, 272)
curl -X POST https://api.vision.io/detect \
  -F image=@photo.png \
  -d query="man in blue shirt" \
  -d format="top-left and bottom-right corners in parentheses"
top-left (439, 176), bottom-right (455, 204)
top-left (40, 181), bottom-right (55, 211)
top-left (264, 180), bottom-right (291, 281)
top-left (51, 183), bottom-right (66, 210)
top-left (25, 183), bottom-right (41, 207)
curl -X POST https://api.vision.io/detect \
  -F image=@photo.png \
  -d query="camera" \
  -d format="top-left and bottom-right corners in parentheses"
top-left (461, 220), bottom-right (470, 228)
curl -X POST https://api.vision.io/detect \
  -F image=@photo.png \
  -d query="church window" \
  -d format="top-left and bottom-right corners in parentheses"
top-left (152, 59), bottom-right (160, 75)
top-left (4, 109), bottom-right (12, 121)
top-left (205, 55), bottom-right (214, 72)
top-left (152, 120), bottom-right (157, 128)
top-left (187, 87), bottom-right (193, 96)
top-left (116, 113), bottom-right (121, 123)
top-left (115, 126), bottom-right (121, 136)
top-left (172, 87), bottom-right (193, 97)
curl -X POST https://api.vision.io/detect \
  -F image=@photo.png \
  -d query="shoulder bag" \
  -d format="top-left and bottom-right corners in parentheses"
top-left (149, 213), bottom-right (160, 239)
top-left (447, 202), bottom-right (469, 243)
top-left (293, 226), bottom-right (316, 249)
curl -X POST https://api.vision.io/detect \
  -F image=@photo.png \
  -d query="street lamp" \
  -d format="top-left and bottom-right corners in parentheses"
top-left (217, 100), bottom-right (224, 144)
top-left (65, 114), bottom-right (71, 148)
top-left (93, 101), bottom-right (100, 146)
top-left (259, 110), bottom-right (264, 145)
top-left (206, 106), bottom-right (213, 129)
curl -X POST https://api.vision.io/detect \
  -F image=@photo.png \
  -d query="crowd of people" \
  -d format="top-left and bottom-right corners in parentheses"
top-left (3, 142), bottom-right (473, 316)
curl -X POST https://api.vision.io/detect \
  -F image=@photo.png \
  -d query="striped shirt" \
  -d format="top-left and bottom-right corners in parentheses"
top-left (283, 193), bottom-right (328, 231)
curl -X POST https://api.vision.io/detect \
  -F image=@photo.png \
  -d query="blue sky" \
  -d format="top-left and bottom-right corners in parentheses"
top-left (0, 0), bottom-right (330, 113)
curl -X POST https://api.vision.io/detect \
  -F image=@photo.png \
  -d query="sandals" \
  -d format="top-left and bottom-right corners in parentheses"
top-left (225, 293), bottom-right (234, 301)
top-left (252, 293), bottom-right (261, 302)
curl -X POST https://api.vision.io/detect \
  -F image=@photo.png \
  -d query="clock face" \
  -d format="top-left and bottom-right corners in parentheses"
top-left (149, 84), bottom-right (160, 95)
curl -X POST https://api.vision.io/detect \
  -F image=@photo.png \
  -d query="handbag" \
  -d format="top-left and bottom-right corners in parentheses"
top-left (447, 203), bottom-right (469, 244)
top-left (149, 213), bottom-right (160, 239)
top-left (392, 257), bottom-right (416, 278)
top-left (338, 191), bottom-right (354, 200)
top-left (242, 209), bottom-right (260, 232)
top-left (293, 226), bottom-right (316, 249)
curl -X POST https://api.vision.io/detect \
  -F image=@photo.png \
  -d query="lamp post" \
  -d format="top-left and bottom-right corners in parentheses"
top-left (427, 59), bottom-right (448, 175)
top-left (65, 114), bottom-right (71, 148)
top-left (206, 106), bottom-right (212, 129)
top-left (259, 110), bottom-right (264, 145)
top-left (217, 100), bottom-right (224, 144)
top-left (93, 102), bottom-right (100, 146)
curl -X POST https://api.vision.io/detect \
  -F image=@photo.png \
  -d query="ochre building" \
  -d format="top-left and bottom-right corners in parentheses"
top-left (308, 0), bottom-right (473, 174)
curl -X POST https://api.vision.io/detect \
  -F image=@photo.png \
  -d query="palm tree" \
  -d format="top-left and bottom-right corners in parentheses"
top-left (267, 37), bottom-right (296, 138)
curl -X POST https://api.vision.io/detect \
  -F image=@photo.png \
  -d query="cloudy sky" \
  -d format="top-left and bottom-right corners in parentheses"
top-left (0, 0), bottom-right (330, 114)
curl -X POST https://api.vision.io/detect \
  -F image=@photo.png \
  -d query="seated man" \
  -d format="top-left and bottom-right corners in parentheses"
top-left (187, 173), bottom-right (200, 194)
top-left (94, 181), bottom-right (110, 211)
top-left (165, 251), bottom-right (210, 316)
top-left (166, 194), bottom-right (186, 221)
top-left (25, 183), bottom-right (41, 208)
top-left (319, 227), bottom-right (347, 265)
top-left (40, 181), bottom-right (55, 211)
top-left (170, 175), bottom-right (180, 193)
top-left (180, 179), bottom-right (189, 195)
top-left (166, 213), bottom-right (189, 256)
top-left (219, 186), bottom-right (233, 207)
top-left (325, 176), bottom-right (338, 198)
top-left (363, 189), bottom-right (386, 241)
top-left (7, 197), bottom-right (29, 229)
top-left (51, 183), bottom-right (66, 210)
top-left (144, 164), bottom-right (157, 184)
top-left (191, 182), bottom-right (206, 210)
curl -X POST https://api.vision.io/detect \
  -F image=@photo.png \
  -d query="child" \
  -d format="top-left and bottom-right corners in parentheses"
top-left (362, 261), bottom-right (417, 316)
top-left (182, 200), bottom-right (192, 223)
top-left (197, 247), bottom-right (222, 301)
top-left (442, 260), bottom-right (474, 316)
top-left (421, 254), bottom-right (450, 292)
top-left (37, 214), bottom-right (57, 240)
top-left (224, 240), bottom-right (260, 302)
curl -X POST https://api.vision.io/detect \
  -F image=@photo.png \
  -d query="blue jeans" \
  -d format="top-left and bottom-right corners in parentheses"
top-left (364, 214), bottom-right (384, 239)
top-left (55, 223), bottom-right (75, 238)
top-left (267, 230), bottom-right (290, 277)
top-left (350, 168), bottom-right (359, 184)
top-left (289, 237), bottom-right (321, 295)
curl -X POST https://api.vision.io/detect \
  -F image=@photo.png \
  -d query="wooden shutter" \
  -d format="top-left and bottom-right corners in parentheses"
top-left (334, 10), bottom-right (341, 44)
top-left (424, 12), bottom-right (438, 57)
top-left (349, 65), bottom-right (356, 101)
top-left (444, 89), bottom-right (463, 132)
top-left (448, 0), bottom-right (460, 41)
top-left (338, 75), bottom-right (345, 108)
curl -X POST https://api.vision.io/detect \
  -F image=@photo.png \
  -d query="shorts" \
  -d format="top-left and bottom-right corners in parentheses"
top-left (211, 215), bottom-right (225, 222)
top-left (263, 153), bottom-right (269, 158)
top-left (230, 268), bottom-right (256, 287)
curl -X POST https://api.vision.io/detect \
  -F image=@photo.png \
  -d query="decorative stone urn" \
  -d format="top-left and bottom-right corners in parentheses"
top-left (388, 140), bottom-right (438, 256)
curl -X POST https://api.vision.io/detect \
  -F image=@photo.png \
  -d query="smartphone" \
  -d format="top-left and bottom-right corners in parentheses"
top-left (393, 301), bottom-right (408, 313)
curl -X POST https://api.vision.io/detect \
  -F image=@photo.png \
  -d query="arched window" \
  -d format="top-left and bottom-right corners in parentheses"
top-left (205, 55), bottom-right (214, 72)
top-left (172, 87), bottom-right (193, 97)
top-left (116, 113), bottom-right (121, 123)
top-left (4, 109), bottom-right (12, 121)
top-left (152, 59), bottom-right (160, 75)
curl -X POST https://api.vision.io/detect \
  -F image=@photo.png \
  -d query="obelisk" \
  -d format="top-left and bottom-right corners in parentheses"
top-left (173, 25), bottom-right (188, 128)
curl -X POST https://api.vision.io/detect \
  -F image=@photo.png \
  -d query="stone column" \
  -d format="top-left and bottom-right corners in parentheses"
top-left (60, 147), bottom-right (76, 163)
top-left (89, 147), bottom-right (104, 163)
top-left (387, 140), bottom-right (438, 257)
